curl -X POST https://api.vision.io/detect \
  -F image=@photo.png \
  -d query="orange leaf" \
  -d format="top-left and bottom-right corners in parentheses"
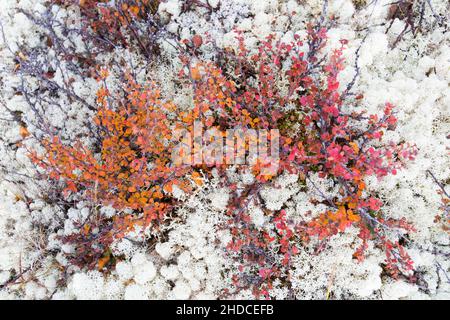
top-left (163, 183), bottom-right (173, 193)
top-left (347, 209), bottom-right (360, 222)
top-left (98, 255), bottom-right (110, 270)
top-left (349, 142), bottom-right (359, 154)
top-left (191, 171), bottom-right (203, 186)
top-left (191, 65), bottom-right (201, 81)
top-left (19, 126), bottom-right (29, 138)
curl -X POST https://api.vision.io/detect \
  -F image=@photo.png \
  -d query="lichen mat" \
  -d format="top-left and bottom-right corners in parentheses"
top-left (0, 0), bottom-right (448, 300)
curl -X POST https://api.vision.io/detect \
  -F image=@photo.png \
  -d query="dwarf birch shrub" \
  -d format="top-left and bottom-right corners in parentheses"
top-left (176, 28), bottom-right (418, 297)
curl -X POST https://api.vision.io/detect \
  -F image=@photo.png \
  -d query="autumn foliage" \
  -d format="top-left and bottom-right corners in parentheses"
top-left (30, 14), bottom-right (419, 297)
top-left (177, 27), bottom-right (418, 296)
top-left (30, 71), bottom-right (198, 267)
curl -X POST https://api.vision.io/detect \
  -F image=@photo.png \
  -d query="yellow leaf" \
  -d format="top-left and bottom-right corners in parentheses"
top-left (18, 51), bottom-right (28, 61)
top-left (349, 142), bottom-right (359, 154)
